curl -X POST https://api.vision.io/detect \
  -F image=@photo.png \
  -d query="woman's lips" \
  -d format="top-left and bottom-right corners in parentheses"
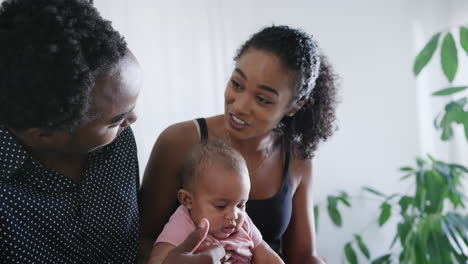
top-left (228, 113), bottom-right (249, 131)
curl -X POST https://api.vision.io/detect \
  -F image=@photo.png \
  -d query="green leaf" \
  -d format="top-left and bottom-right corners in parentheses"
top-left (399, 196), bottom-right (413, 215)
top-left (390, 232), bottom-right (399, 249)
top-left (314, 205), bottom-right (319, 232)
top-left (426, 220), bottom-right (449, 264)
top-left (440, 218), bottom-right (466, 256)
top-left (432, 86), bottom-right (468, 96)
top-left (400, 167), bottom-right (414, 172)
top-left (338, 196), bottom-right (351, 207)
top-left (433, 162), bottom-right (451, 179)
top-left (424, 170), bottom-right (446, 214)
top-left (413, 32), bottom-right (441, 76)
top-left (465, 118), bottom-right (468, 141)
top-left (441, 32), bottom-right (458, 82)
top-left (344, 243), bottom-right (358, 264)
top-left (459, 26), bottom-right (468, 55)
top-left (415, 218), bottom-right (431, 262)
top-left (327, 196), bottom-right (342, 227)
top-left (354, 234), bottom-right (370, 259)
top-left (371, 254), bottom-right (392, 264)
top-left (327, 206), bottom-right (342, 227)
top-left (327, 196), bottom-right (337, 207)
top-left (415, 187), bottom-right (427, 212)
top-left (397, 220), bottom-right (412, 248)
top-left (427, 154), bottom-right (437, 162)
top-left (449, 163), bottom-right (468, 173)
top-left (379, 202), bottom-right (392, 226)
top-left (437, 99), bottom-right (468, 141)
top-left (416, 157), bottom-right (426, 168)
top-left (363, 186), bottom-right (386, 197)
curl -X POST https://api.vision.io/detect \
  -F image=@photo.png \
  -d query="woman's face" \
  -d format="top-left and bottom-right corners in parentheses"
top-left (224, 48), bottom-right (296, 140)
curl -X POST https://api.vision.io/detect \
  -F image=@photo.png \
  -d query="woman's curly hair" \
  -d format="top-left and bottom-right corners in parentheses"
top-left (0, 0), bottom-right (127, 131)
top-left (235, 25), bottom-right (339, 159)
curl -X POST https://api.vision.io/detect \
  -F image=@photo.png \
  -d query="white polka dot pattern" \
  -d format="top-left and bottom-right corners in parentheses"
top-left (0, 126), bottom-right (140, 263)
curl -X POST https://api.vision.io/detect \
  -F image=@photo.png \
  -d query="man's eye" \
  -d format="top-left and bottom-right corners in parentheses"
top-left (215, 205), bottom-right (226, 210)
top-left (108, 121), bottom-right (123, 128)
top-left (237, 203), bottom-right (246, 209)
top-left (231, 79), bottom-right (240, 89)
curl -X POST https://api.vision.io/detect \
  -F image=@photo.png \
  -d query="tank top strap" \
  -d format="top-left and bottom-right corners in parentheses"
top-left (282, 149), bottom-right (291, 182)
top-left (195, 118), bottom-right (208, 141)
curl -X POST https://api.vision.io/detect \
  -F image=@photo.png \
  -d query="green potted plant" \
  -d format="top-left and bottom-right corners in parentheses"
top-left (315, 27), bottom-right (468, 264)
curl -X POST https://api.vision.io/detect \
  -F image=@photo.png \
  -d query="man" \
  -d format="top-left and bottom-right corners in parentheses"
top-left (0, 0), bottom-right (225, 263)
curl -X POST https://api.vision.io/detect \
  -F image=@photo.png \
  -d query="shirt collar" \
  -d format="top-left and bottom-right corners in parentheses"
top-left (0, 125), bottom-right (31, 181)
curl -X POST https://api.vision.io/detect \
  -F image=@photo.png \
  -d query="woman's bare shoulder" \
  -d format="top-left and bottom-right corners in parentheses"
top-left (155, 120), bottom-right (200, 149)
top-left (143, 120), bottom-right (200, 175)
top-left (288, 153), bottom-right (314, 193)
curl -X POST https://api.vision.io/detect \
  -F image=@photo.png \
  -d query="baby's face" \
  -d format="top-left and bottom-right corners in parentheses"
top-left (189, 165), bottom-right (250, 240)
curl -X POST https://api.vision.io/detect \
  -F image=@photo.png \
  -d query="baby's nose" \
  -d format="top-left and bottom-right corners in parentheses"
top-left (225, 208), bottom-right (239, 220)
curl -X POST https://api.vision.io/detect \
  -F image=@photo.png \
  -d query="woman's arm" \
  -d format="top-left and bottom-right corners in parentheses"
top-left (252, 241), bottom-right (284, 264)
top-left (282, 159), bottom-right (326, 264)
top-left (139, 121), bottom-right (199, 263)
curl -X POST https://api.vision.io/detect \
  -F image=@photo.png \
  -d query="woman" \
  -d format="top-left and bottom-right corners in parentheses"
top-left (140, 25), bottom-right (338, 264)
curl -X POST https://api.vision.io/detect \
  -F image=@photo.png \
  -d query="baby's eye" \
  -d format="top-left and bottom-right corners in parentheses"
top-left (215, 205), bottom-right (226, 210)
top-left (237, 203), bottom-right (246, 209)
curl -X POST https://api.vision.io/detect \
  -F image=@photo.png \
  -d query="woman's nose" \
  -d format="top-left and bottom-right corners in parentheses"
top-left (231, 94), bottom-right (251, 115)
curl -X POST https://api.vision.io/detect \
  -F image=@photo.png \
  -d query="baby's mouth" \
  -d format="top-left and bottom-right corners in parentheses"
top-left (222, 224), bottom-right (236, 234)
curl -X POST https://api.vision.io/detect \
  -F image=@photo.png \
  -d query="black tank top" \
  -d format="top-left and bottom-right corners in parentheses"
top-left (195, 118), bottom-right (292, 253)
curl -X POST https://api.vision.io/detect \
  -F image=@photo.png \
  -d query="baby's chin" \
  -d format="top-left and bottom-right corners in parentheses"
top-left (211, 229), bottom-right (237, 240)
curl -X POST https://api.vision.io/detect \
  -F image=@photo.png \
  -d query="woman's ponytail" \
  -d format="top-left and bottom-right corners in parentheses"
top-left (281, 54), bottom-right (339, 159)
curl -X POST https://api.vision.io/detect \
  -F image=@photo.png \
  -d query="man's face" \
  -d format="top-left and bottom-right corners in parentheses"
top-left (65, 52), bottom-right (142, 153)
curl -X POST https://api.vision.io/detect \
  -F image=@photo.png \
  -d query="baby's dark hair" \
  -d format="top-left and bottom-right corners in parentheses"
top-left (0, 0), bottom-right (127, 131)
top-left (235, 25), bottom-right (339, 159)
top-left (180, 140), bottom-right (248, 190)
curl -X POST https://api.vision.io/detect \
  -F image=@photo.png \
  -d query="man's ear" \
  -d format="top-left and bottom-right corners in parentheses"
top-left (178, 189), bottom-right (194, 209)
top-left (12, 127), bottom-right (69, 150)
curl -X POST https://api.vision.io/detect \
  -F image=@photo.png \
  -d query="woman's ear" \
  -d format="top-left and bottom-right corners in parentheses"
top-left (178, 189), bottom-right (193, 209)
top-left (286, 98), bottom-right (308, 117)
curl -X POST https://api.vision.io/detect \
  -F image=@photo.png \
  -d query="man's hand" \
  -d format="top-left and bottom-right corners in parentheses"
top-left (162, 218), bottom-right (226, 264)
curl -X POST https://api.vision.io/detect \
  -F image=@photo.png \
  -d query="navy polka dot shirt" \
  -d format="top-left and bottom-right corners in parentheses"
top-left (0, 126), bottom-right (140, 263)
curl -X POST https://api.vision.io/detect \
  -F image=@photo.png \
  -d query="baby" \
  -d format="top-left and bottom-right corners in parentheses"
top-left (150, 140), bottom-right (283, 264)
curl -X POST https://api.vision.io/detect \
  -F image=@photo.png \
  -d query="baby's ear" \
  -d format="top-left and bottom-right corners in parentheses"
top-left (178, 189), bottom-right (193, 209)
